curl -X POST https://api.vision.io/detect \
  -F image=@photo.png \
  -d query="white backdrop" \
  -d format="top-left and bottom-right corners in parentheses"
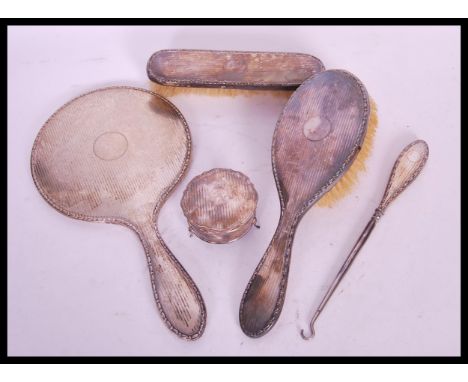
top-left (7, 26), bottom-right (460, 356)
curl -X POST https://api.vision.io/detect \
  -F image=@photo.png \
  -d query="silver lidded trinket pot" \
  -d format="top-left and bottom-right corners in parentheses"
top-left (181, 168), bottom-right (258, 244)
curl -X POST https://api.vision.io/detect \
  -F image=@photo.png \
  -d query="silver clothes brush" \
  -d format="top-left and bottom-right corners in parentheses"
top-left (301, 139), bottom-right (429, 340)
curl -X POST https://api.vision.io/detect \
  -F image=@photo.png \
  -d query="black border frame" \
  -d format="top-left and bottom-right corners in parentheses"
top-left (2, 18), bottom-right (464, 363)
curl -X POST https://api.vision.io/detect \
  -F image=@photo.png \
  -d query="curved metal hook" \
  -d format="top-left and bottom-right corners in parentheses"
top-left (300, 310), bottom-right (319, 340)
top-left (300, 323), bottom-right (316, 340)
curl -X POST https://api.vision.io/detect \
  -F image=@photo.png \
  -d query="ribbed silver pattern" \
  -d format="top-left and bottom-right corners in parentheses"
top-left (240, 70), bottom-right (370, 337)
top-left (181, 168), bottom-right (258, 244)
top-left (148, 49), bottom-right (325, 89)
top-left (31, 87), bottom-right (206, 340)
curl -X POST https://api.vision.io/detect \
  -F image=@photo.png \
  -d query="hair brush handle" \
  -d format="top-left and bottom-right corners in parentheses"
top-left (239, 213), bottom-right (297, 337)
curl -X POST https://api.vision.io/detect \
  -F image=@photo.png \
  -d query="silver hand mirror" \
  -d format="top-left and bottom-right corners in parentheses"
top-left (31, 87), bottom-right (206, 340)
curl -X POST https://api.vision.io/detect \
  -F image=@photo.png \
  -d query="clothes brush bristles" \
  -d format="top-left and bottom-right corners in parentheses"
top-left (149, 82), bottom-right (378, 209)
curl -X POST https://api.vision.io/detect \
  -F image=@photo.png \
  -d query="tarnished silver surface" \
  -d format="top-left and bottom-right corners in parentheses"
top-left (239, 70), bottom-right (370, 338)
top-left (301, 140), bottom-right (429, 340)
top-left (147, 49), bottom-right (325, 90)
top-left (181, 168), bottom-right (258, 244)
top-left (31, 87), bottom-right (206, 340)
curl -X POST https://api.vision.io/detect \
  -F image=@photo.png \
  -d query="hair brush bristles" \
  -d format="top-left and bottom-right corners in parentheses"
top-left (316, 98), bottom-right (378, 208)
